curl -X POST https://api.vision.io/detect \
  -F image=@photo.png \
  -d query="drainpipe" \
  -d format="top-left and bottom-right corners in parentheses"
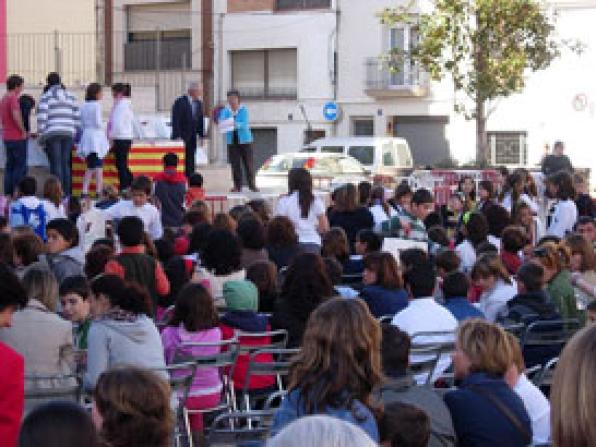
top-left (331, 0), bottom-right (340, 136)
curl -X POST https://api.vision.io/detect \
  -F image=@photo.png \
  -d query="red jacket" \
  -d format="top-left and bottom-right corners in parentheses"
top-left (220, 317), bottom-right (276, 392)
top-left (0, 342), bottom-right (24, 447)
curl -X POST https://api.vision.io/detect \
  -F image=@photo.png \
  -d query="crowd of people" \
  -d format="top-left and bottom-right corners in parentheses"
top-left (0, 74), bottom-right (595, 446)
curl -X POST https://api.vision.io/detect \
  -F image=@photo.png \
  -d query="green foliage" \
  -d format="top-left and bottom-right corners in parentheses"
top-left (381, 0), bottom-right (560, 164)
top-left (382, 0), bottom-right (558, 108)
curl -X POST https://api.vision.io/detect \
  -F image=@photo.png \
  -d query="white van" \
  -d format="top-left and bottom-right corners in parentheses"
top-left (301, 137), bottom-right (413, 181)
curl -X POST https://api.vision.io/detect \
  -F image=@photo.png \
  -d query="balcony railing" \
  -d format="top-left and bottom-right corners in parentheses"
top-left (276, 0), bottom-right (331, 10)
top-left (231, 86), bottom-right (298, 100)
top-left (364, 57), bottom-right (429, 97)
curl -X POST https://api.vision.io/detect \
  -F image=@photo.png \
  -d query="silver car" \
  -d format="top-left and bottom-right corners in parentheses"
top-left (255, 152), bottom-right (371, 191)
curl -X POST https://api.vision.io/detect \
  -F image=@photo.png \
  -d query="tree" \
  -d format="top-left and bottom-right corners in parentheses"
top-left (381, 0), bottom-right (559, 166)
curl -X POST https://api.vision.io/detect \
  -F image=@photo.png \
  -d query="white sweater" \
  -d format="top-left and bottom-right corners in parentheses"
top-left (547, 199), bottom-right (577, 238)
top-left (108, 98), bottom-right (135, 140)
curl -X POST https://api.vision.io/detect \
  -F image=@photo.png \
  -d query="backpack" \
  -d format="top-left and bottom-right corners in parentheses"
top-left (11, 202), bottom-right (47, 240)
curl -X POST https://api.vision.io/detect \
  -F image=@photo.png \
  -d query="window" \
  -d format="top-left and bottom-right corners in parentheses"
top-left (382, 142), bottom-right (396, 167)
top-left (348, 146), bottom-right (375, 166)
top-left (276, 0), bottom-right (331, 10)
top-left (125, 2), bottom-right (191, 71)
top-left (352, 117), bottom-right (374, 136)
top-left (231, 49), bottom-right (298, 99)
top-left (488, 132), bottom-right (528, 166)
top-left (389, 26), bottom-right (419, 86)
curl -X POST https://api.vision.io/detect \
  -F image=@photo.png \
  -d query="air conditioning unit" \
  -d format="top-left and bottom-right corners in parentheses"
top-left (488, 131), bottom-right (528, 167)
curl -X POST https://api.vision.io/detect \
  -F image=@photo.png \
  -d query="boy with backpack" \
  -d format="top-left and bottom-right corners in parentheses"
top-left (104, 216), bottom-right (170, 316)
top-left (9, 177), bottom-right (48, 240)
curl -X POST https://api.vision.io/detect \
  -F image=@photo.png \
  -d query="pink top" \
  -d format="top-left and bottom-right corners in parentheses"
top-left (161, 325), bottom-right (222, 397)
top-left (0, 92), bottom-right (23, 141)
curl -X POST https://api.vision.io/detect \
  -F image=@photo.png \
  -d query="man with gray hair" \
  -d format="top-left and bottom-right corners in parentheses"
top-left (171, 81), bottom-right (204, 177)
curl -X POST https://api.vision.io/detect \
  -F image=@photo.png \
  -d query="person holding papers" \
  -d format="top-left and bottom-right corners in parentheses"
top-left (219, 89), bottom-right (257, 192)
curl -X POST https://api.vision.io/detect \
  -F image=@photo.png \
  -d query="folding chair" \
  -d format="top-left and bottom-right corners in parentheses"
top-left (24, 374), bottom-right (81, 414)
top-left (408, 345), bottom-right (442, 386)
top-left (205, 410), bottom-right (275, 446)
top-left (532, 357), bottom-right (559, 389)
top-left (152, 362), bottom-right (197, 447)
top-left (240, 348), bottom-right (299, 411)
top-left (410, 331), bottom-right (456, 386)
top-left (173, 338), bottom-right (241, 443)
top-left (263, 389), bottom-right (287, 411)
top-left (236, 329), bottom-right (289, 352)
top-left (156, 305), bottom-right (175, 330)
top-left (378, 315), bottom-right (394, 324)
top-left (520, 319), bottom-right (580, 368)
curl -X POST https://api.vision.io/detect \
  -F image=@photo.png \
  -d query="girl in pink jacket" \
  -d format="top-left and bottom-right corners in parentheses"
top-left (161, 283), bottom-right (222, 432)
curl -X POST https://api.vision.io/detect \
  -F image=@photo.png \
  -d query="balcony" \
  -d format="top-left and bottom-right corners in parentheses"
top-left (364, 57), bottom-right (429, 98)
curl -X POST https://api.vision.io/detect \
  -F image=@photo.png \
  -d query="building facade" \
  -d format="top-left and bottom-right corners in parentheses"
top-left (216, 0), bottom-right (596, 171)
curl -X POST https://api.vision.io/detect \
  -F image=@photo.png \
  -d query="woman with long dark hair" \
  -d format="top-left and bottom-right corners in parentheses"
top-left (328, 183), bottom-right (374, 249)
top-left (270, 252), bottom-right (334, 348)
top-left (271, 298), bottom-right (382, 441)
top-left (274, 168), bottom-right (329, 253)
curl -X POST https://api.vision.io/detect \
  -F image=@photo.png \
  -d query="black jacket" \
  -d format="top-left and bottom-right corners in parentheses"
top-left (541, 154), bottom-right (572, 176)
top-left (171, 95), bottom-right (204, 142)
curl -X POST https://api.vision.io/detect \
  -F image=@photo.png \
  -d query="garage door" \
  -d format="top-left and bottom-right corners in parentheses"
top-left (394, 116), bottom-right (450, 166)
top-left (252, 128), bottom-right (278, 181)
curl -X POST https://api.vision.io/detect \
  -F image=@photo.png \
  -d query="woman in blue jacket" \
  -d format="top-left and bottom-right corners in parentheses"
top-left (271, 298), bottom-right (382, 441)
top-left (219, 89), bottom-right (256, 192)
top-left (445, 319), bottom-right (532, 447)
top-left (360, 252), bottom-right (408, 319)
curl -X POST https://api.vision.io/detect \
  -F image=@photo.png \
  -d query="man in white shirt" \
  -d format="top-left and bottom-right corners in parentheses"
top-left (105, 175), bottom-right (163, 240)
top-left (392, 260), bottom-right (458, 385)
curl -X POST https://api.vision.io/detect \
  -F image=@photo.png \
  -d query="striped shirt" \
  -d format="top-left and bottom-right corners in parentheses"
top-left (37, 85), bottom-right (80, 139)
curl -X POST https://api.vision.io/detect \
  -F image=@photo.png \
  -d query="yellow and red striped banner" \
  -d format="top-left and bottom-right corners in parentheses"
top-left (72, 143), bottom-right (185, 195)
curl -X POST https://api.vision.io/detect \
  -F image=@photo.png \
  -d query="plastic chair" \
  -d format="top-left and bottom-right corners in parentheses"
top-left (205, 410), bottom-right (275, 446)
top-left (241, 348), bottom-right (299, 411)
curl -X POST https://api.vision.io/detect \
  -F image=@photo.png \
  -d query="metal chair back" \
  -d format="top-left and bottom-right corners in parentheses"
top-left (205, 410), bottom-right (275, 446)
top-left (24, 374), bottom-right (81, 413)
top-left (378, 315), bottom-right (394, 324)
top-left (408, 345), bottom-right (442, 386)
top-left (236, 329), bottom-right (289, 353)
top-left (532, 356), bottom-right (559, 389)
top-left (520, 319), bottom-right (581, 349)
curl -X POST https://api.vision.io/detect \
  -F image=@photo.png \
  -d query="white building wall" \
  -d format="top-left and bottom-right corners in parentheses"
top-left (215, 4), bottom-right (338, 160)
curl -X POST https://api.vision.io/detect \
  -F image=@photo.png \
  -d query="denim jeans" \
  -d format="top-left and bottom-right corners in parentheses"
top-left (45, 135), bottom-right (74, 195)
top-left (3, 139), bottom-right (28, 196)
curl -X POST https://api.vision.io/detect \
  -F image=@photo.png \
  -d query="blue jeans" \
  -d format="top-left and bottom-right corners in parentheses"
top-left (45, 135), bottom-right (73, 195)
top-left (3, 139), bottom-right (28, 196)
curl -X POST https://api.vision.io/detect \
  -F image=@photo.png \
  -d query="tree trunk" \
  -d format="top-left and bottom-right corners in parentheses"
top-left (476, 97), bottom-right (488, 167)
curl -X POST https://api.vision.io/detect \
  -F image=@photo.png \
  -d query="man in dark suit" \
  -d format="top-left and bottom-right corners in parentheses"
top-left (171, 82), bottom-right (205, 178)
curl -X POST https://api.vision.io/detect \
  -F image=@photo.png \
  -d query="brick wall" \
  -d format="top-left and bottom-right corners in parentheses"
top-left (227, 0), bottom-right (275, 13)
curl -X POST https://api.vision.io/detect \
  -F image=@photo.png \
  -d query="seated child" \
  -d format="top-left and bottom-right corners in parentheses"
top-left (324, 257), bottom-right (359, 299)
top-left (161, 283), bottom-right (222, 433)
top-left (246, 261), bottom-right (279, 313)
top-left (105, 175), bottom-right (163, 240)
top-left (500, 226), bottom-right (526, 275)
top-left (442, 272), bottom-right (485, 322)
top-left (59, 275), bottom-right (93, 349)
top-left (380, 401), bottom-right (431, 447)
top-left (9, 176), bottom-right (47, 239)
top-left (219, 280), bottom-right (275, 398)
top-left (185, 173), bottom-right (206, 208)
top-left (44, 218), bottom-right (84, 285)
top-left (104, 216), bottom-right (170, 315)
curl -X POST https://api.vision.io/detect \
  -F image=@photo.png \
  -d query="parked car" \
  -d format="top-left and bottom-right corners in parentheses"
top-left (255, 152), bottom-right (371, 191)
top-left (301, 137), bottom-right (413, 184)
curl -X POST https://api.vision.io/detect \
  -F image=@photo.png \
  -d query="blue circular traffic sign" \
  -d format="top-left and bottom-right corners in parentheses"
top-left (323, 102), bottom-right (339, 121)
